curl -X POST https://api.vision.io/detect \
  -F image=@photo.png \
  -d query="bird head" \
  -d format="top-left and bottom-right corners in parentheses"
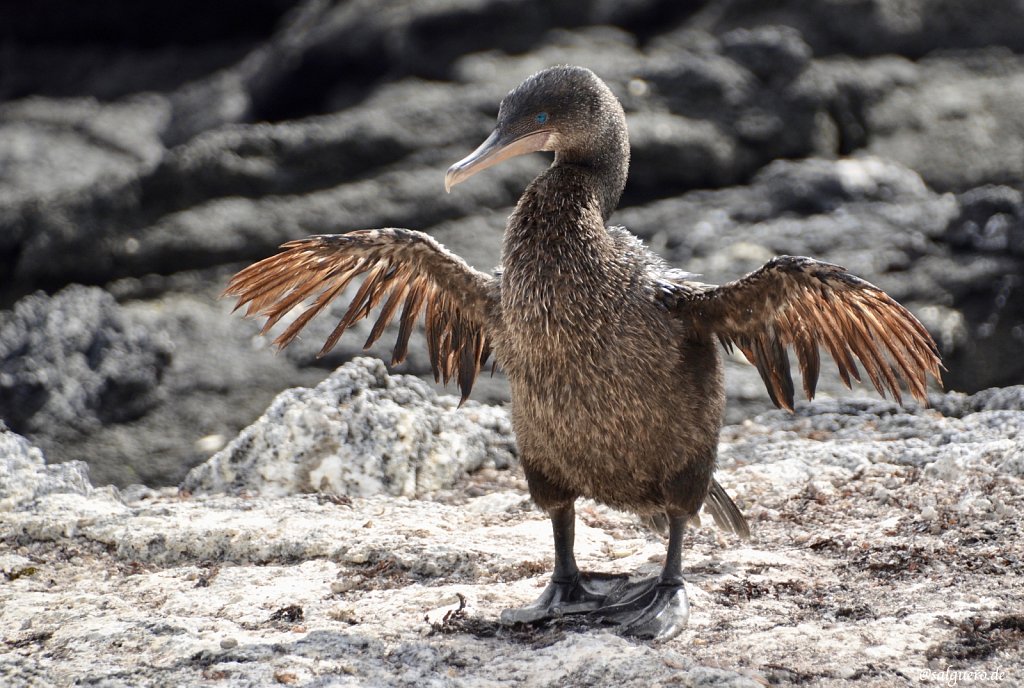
top-left (445, 65), bottom-right (627, 193)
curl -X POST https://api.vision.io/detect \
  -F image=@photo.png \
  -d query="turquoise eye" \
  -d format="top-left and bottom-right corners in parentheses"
top-left (536, 112), bottom-right (548, 124)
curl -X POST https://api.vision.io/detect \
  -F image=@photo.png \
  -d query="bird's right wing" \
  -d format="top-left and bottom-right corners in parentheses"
top-left (224, 229), bottom-right (497, 402)
top-left (666, 256), bottom-right (942, 411)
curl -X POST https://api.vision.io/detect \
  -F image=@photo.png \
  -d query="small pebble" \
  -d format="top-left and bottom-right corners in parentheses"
top-left (628, 78), bottom-right (649, 97)
top-left (220, 637), bottom-right (238, 650)
top-left (196, 434), bottom-right (227, 454)
top-left (344, 550), bottom-right (370, 564)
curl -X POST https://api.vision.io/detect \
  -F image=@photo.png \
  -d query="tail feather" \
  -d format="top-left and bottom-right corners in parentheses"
top-left (704, 478), bottom-right (750, 539)
top-left (641, 478), bottom-right (750, 539)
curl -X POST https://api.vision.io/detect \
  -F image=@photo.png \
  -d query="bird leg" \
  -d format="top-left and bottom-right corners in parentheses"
top-left (500, 503), bottom-right (625, 624)
top-left (501, 506), bottom-right (690, 641)
top-left (587, 513), bottom-right (690, 641)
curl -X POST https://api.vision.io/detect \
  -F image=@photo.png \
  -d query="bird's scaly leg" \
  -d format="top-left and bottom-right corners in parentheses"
top-left (500, 503), bottom-right (624, 623)
top-left (501, 505), bottom-right (690, 641)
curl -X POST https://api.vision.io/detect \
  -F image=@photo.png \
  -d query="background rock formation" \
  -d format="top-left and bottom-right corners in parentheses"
top-left (1, 0), bottom-right (1022, 485)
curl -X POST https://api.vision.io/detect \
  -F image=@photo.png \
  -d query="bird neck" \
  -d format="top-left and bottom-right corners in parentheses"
top-left (503, 165), bottom-right (616, 272)
top-left (553, 124), bottom-right (629, 222)
top-left (501, 167), bottom-right (618, 331)
top-left (502, 117), bottom-right (629, 270)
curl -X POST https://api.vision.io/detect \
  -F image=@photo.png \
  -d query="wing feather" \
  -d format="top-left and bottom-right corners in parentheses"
top-left (363, 276), bottom-right (410, 350)
top-left (671, 256), bottom-right (942, 410)
top-left (224, 229), bottom-right (495, 403)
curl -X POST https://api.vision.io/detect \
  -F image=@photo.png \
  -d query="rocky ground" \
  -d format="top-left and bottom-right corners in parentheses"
top-left (2, 364), bottom-right (1023, 687)
top-left (2, 1), bottom-right (1024, 686)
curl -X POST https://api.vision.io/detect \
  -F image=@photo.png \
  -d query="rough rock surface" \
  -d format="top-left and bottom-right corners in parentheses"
top-left (183, 358), bottom-right (516, 498)
top-left (2, 387), bottom-right (1022, 686)
top-left (0, 428), bottom-right (94, 511)
top-left (1, 4), bottom-right (1023, 482)
top-left (0, 286), bottom-right (172, 460)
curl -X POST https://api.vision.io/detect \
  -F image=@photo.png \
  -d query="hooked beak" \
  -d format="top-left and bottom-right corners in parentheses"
top-left (445, 128), bottom-right (552, 192)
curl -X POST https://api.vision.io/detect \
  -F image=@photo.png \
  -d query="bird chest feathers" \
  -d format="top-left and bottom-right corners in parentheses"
top-left (495, 237), bottom-right (678, 401)
top-left (499, 233), bottom-right (628, 355)
top-left (498, 172), bottom-right (626, 344)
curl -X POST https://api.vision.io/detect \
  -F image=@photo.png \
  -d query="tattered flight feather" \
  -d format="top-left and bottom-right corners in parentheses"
top-left (666, 255), bottom-right (942, 411)
top-left (224, 229), bottom-right (496, 403)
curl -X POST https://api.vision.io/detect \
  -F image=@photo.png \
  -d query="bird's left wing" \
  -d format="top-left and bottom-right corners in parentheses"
top-left (224, 229), bottom-right (497, 402)
top-left (664, 256), bottom-right (942, 411)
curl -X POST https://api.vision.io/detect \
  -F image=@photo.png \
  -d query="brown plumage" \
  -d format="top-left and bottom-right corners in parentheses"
top-left (671, 255), bottom-right (942, 411)
top-left (226, 229), bottom-right (493, 401)
top-left (225, 65), bottom-right (942, 639)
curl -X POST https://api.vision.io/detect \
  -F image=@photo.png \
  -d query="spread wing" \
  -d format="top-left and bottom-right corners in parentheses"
top-left (224, 229), bottom-right (496, 403)
top-left (667, 256), bottom-right (942, 411)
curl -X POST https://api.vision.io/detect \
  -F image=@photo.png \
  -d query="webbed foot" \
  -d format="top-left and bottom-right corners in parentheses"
top-left (596, 578), bottom-right (689, 641)
top-left (499, 572), bottom-right (628, 624)
top-left (501, 573), bottom-right (689, 641)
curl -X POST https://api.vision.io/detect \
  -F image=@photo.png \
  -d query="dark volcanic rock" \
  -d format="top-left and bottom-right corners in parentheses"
top-left (0, 95), bottom-right (169, 293)
top-left (703, 0), bottom-right (1024, 58)
top-left (948, 185), bottom-right (1024, 257)
top-left (0, 286), bottom-right (172, 455)
top-left (85, 275), bottom-right (328, 488)
top-left (940, 185), bottom-right (1024, 391)
top-left (863, 52), bottom-right (1024, 192)
top-left (0, 1), bottom-right (292, 101)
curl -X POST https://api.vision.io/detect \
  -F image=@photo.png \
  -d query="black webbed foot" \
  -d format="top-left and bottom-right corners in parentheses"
top-left (594, 578), bottom-right (689, 641)
top-left (509, 504), bottom-right (695, 641)
top-left (499, 572), bottom-right (629, 624)
top-left (500, 573), bottom-right (689, 641)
